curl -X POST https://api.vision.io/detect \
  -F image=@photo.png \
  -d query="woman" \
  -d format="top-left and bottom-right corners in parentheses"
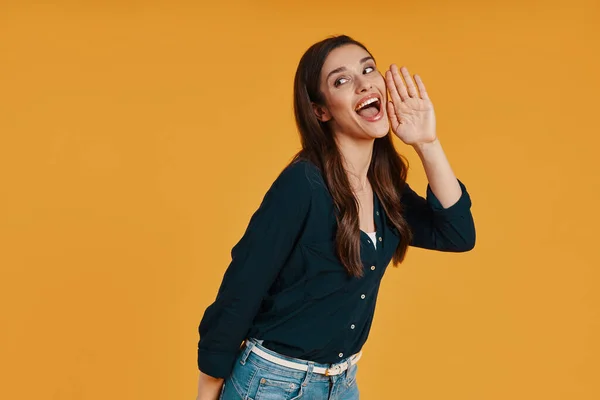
top-left (196, 35), bottom-right (476, 400)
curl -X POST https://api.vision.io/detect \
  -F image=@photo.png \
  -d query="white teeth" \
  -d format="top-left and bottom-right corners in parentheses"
top-left (355, 97), bottom-right (379, 111)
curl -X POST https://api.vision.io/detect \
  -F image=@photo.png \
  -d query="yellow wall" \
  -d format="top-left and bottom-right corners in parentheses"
top-left (1, 1), bottom-right (598, 399)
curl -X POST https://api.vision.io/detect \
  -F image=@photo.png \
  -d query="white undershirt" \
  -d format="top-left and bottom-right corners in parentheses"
top-left (366, 231), bottom-right (377, 249)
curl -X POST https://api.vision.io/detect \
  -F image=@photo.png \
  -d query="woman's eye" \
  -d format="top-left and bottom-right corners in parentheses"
top-left (334, 77), bottom-right (348, 87)
top-left (364, 66), bottom-right (375, 73)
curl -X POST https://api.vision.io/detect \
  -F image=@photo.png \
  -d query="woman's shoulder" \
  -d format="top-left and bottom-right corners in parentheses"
top-left (275, 157), bottom-right (324, 191)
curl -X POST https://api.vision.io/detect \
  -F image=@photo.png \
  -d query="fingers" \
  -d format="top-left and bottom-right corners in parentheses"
top-left (386, 65), bottom-right (409, 102)
top-left (387, 65), bottom-right (428, 101)
top-left (385, 71), bottom-right (401, 107)
top-left (399, 66), bottom-right (418, 98)
top-left (414, 74), bottom-right (430, 101)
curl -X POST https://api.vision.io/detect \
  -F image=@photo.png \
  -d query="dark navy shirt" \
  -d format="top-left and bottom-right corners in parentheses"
top-left (197, 158), bottom-right (475, 378)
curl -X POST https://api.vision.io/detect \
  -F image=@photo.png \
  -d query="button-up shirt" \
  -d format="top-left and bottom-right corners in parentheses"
top-left (197, 158), bottom-right (475, 378)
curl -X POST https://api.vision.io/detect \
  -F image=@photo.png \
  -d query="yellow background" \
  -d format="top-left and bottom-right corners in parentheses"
top-left (1, 1), bottom-right (599, 399)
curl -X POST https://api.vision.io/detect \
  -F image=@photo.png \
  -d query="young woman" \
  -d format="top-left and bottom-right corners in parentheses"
top-left (196, 35), bottom-right (476, 400)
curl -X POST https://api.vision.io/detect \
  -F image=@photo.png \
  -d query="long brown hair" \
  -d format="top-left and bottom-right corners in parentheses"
top-left (290, 34), bottom-right (414, 278)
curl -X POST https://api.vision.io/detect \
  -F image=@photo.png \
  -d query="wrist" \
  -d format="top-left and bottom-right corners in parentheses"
top-left (412, 137), bottom-right (440, 155)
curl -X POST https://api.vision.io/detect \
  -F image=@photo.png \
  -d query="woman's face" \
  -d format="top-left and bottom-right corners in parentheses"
top-left (315, 44), bottom-right (389, 140)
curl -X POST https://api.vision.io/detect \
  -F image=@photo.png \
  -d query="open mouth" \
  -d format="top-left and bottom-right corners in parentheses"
top-left (355, 96), bottom-right (383, 121)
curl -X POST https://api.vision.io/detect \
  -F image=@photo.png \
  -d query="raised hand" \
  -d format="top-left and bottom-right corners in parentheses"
top-left (385, 64), bottom-right (437, 146)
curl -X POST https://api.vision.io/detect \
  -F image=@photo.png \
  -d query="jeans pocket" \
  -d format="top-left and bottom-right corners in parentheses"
top-left (254, 376), bottom-right (302, 400)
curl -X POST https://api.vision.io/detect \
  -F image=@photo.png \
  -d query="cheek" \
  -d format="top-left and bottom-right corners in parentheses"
top-left (327, 94), bottom-right (354, 117)
top-left (374, 74), bottom-right (387, 96)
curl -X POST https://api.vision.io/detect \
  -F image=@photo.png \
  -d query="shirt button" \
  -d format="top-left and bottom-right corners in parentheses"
top-left (378, 237), bottom-right (382, 242)
top-left (339, 353), bottom-right (344, 358)
top-left (370, 265), bottom-right (376, 270)
top-left (351, 324), bottom-right (355, 329)
top-left (376, 211), bottom-right (380, 216)
top-left (361, 294), bottom-right (366, 299)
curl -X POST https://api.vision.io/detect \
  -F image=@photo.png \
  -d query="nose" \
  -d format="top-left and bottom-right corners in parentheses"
top-left (355, 75), bottom-right (372, 93)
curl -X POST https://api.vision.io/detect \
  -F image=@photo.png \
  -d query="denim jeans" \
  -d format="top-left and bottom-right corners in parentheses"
top-left (219, 337), bottom-right (360, 400)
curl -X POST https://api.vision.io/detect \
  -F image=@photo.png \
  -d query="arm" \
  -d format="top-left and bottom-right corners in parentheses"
top-left (413, 138), bottom-right (461, 209)
top-left (196, 370), bottom-right (224, 400)
top-left (383, 64), bottom-right (475, 252)
top-left (197, 161), bottom-right (313, 380)
top-left (401, 138), bottom-right (476, 252)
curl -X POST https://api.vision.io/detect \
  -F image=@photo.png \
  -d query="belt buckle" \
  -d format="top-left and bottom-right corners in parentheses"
top-left (325, 363), bottom-right (344, 376)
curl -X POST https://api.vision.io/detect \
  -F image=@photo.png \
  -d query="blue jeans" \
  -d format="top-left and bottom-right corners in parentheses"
top-left (219, 338), bottom-right (360, 400)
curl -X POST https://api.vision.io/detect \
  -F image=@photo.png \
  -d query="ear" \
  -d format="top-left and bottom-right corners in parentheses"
top-left (311, 102), bottom-right (332, 122)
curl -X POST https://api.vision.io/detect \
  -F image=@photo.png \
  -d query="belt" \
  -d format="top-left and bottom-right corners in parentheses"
top-left (249, 344), bottom-right (362, 376)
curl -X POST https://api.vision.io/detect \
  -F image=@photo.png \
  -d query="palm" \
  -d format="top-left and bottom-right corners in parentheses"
top-left (384, 65), bottom-right (437, 146)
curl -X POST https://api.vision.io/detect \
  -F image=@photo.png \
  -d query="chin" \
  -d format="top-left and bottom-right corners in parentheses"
top-left (368, 120), bottom-right (390, 138)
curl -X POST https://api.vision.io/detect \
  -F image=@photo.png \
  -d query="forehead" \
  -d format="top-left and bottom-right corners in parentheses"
top-left (321, 44), bottom-right (372, 78)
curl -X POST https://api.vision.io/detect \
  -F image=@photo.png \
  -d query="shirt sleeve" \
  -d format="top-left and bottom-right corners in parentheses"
top-left (197, 161), bottom-right (313, 378)
top-left (401, 178), bottom-right (476, 252)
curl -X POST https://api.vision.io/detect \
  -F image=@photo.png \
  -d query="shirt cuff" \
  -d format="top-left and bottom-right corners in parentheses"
top-left (197, 348), bottom-right (239, 379)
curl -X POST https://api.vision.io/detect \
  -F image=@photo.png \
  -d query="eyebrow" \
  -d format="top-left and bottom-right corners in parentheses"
top-left (326, 56), bottom-right (375, 82)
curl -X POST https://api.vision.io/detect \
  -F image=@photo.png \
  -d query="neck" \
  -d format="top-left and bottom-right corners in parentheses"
top-left (334, 134), bottom-right (374, 192)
